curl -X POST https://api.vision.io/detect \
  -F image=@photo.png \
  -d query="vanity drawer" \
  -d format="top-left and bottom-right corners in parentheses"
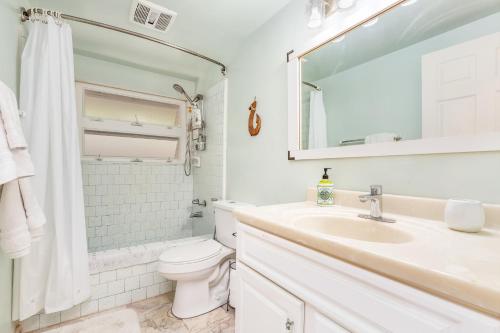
top-left (237, 223), bottom-right (500, 333)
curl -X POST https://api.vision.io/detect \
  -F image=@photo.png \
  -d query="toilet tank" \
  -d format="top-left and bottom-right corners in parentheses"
top-left (213, 200), bottom-right (254, 249)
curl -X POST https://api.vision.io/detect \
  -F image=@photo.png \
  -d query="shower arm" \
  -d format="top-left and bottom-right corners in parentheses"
top-left (20, 7), bottom-right (227, 76)
top-left (183, 93), bottom-right (195, 106)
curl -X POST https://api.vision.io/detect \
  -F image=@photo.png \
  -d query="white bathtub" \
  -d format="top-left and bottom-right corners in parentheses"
top-left (22, 235), bottom-right (211, 332)
top-left (88, 235), bottom-right (211, 274)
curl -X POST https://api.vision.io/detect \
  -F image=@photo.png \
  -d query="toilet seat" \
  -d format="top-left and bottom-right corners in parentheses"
top-left (160, 239), bottom-right (222, 264)
top-left (158, 239), bottom-right (229, 275)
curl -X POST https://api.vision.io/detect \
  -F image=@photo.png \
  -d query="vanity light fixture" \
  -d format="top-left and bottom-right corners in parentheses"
top-left (307, 0), bottom-right (340, 29)
top-left (401, 0), bottom-right (418, 6)
top-left (362, 17), bottom-right (379, 27)
top-left (307, 0), bottom-right (325, 28)
top-left (307, 0), bottom-right (357, 29)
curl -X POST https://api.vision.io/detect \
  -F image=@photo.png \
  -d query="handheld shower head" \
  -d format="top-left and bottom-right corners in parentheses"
top-left (173, 84), bottom-right (185, 94)
top-left (172, 84), bottom-right (194, 105)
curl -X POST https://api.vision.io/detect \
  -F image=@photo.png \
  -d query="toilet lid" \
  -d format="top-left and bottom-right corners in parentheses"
top-left (159, 239), bottom-right (222, 264)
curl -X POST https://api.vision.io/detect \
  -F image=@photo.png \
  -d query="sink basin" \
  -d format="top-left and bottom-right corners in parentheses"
top-left (291, 215), bottom-right (413, 244)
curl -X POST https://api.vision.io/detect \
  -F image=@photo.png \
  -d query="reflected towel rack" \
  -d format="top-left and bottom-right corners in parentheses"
top-left (339, 138), bottom-right (366, 146)
top-left (339, 136), bottom-right (402, 146)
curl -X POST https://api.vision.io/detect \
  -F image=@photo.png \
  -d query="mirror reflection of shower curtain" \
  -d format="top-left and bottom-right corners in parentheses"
top-left (13, 16), bottom-right (90, 320)
top-left (308, 90), bottom-right (327, 149)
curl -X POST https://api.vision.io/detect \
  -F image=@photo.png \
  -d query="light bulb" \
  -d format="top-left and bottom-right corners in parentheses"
top-left (337, 0), bottom-right (356, 9)
top-left (308, 6), bottom-right (323, 28)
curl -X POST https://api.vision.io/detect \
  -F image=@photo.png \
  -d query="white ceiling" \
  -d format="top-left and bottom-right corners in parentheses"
top-left (31, 0), bottom-right (293, 80)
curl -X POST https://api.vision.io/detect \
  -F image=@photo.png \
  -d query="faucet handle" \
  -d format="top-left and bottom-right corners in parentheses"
top-left (370, 185), bottom-right (382, 196)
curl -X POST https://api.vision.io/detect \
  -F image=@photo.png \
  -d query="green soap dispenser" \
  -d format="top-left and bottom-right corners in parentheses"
top-left (317, 168), bottom-right (334, 206)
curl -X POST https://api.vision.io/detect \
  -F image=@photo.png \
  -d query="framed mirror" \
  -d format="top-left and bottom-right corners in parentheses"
top-left (287, 0), bottom-right (500, 160)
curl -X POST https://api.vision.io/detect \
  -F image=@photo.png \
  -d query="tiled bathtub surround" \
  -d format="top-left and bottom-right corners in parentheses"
top-left (21, 236), bottom-right (211, 332)
top-left (82, 161), bottom-right (194, 252)
top-left (193, 79), bottom-right (227, 236)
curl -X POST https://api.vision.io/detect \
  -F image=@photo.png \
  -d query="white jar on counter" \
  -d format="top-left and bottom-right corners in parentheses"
top-left (445, 199), bottom-right (485, 233)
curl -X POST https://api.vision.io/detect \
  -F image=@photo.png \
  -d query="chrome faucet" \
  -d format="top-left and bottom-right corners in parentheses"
top-left (358, 185), bottom-right (395, 223)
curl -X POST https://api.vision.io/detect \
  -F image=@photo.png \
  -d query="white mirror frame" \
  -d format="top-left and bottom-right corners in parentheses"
top-left (287, 0), bottom-right (500, 160)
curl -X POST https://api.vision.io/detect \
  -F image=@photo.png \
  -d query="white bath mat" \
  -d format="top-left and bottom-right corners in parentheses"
top-left (44, 309), bottom-right (141, 333)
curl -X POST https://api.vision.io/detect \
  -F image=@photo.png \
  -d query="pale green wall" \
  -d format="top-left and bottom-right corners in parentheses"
top-left (318, 49), bottom-right (422, 146)
top-left (74, 52), bottom-right (197, 98)
top-left (0, 0), bottom-right (27, 331)
top-left (312, 12), bottom-right (500, 147)
top-left (226, 0), bottom-right (500, 205)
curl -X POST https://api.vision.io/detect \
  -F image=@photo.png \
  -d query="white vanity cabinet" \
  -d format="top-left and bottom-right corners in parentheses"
top-left (305, 306), bottom-right (350, 333)
top-left (237, 263), bottom-right (304, 332)
top-left (235, 223), bottom-right (500, 333)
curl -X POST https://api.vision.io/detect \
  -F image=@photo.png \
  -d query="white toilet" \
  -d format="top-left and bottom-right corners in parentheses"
top-left (158, 200), bottom-right (252, 318)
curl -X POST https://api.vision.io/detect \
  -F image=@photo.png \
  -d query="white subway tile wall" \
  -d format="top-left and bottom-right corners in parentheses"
top-left (82, 162), bottom-right (194, 252)
top-left (193, 80), bottom-right (227, 236)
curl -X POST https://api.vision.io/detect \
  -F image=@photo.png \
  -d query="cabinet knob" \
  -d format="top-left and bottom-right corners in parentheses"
top-left (285, 318), bottom-right (294, 331)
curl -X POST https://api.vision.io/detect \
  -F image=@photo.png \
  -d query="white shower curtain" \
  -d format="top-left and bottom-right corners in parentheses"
top-left (13, 16), bottom-right (90, 320)
top-left (308, 90), bottom-right (328, 149)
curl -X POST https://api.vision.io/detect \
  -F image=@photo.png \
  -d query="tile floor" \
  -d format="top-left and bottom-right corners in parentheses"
top-left (33, 293), bottom-right (235, 333)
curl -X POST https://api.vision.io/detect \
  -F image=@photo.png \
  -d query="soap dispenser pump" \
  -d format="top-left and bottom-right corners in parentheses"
top-left (317, 168), bottom-right (334, 206)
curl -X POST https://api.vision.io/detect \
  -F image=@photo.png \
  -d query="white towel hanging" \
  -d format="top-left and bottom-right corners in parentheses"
top-left (0, 80), bottom-right (45, 259)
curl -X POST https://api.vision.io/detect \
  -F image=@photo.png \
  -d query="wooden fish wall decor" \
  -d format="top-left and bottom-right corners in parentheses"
top-left (248, 98), bottom-right (261, 136)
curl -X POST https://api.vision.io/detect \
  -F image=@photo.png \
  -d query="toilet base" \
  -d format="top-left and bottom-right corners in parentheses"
top-left (171, 259), bottom-right (231, 319)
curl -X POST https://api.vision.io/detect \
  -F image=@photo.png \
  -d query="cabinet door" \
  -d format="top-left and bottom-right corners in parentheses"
top-left (305, 306), bottom-right (350, 333)
top-left (236, 263), bottom-right (304, 333)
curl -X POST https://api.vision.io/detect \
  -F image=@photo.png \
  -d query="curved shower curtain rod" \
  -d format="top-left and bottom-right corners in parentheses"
top-left (20, 7), bottom-right (227, 76)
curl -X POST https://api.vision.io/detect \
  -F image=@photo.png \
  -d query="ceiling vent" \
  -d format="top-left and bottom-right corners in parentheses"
top-left (129, 0), bottom-right (177, 33)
